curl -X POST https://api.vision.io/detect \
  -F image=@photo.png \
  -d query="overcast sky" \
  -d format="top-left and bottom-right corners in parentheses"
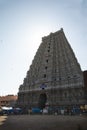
top-left (0, 0), bottom-right (87, 96)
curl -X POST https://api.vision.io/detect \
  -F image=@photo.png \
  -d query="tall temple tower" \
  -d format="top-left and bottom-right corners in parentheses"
top-left (17, 28), bottom-right (86, 109)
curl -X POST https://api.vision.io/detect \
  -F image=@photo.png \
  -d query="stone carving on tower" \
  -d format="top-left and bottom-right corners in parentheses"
top-left (17, 28), bottom-right (86, 109)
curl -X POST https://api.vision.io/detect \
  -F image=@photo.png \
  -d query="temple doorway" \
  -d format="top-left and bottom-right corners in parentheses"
top-left (38, 93), bottom-right (47, 109)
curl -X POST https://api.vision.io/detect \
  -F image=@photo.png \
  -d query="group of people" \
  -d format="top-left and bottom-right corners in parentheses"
top-left (0, 105), bottom-right (87, 116)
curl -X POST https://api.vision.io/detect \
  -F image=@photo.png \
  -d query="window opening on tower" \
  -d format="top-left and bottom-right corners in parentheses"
top-left (46, 59), bottom-right (48, 63)
top-left (44, 74), bottom-right (46, 78)
top-left (45, 66), bottom-right (48, 69)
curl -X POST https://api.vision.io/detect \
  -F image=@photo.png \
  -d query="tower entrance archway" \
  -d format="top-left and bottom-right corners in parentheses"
top-left (38, 93), bottom-right (47, 109)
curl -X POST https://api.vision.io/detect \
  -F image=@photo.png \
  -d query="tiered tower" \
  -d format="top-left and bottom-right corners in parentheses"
top-left (17, 28), bottom-right (86, 109)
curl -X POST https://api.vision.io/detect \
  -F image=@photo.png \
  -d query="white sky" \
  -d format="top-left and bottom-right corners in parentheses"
top-left (0, 0), bottom-right (87, 96)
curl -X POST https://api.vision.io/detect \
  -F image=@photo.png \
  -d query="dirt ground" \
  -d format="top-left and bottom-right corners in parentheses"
top-left (0, 115), bottom-right (87, 130)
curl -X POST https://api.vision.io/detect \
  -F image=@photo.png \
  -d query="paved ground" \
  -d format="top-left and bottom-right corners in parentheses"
top-left (0, 115), bottom-right (87, 130)
top-left (0, 116), bottom-right (7, 126)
